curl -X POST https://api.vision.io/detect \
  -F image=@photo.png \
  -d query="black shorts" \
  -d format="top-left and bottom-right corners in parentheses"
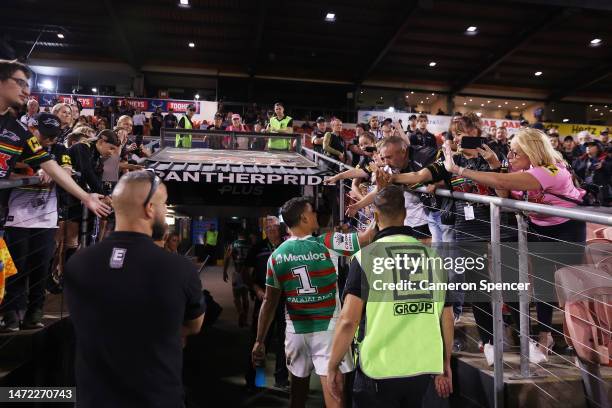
top-left (353, 367), bottom-right (432, 408)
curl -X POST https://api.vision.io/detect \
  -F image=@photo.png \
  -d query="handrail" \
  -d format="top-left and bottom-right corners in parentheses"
top-left (0, 176), bottom-right (42, 190)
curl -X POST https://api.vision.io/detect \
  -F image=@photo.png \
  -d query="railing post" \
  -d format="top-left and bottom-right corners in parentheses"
top-left (80, 206), bottom-right (89, 248)
top-left (490, 203), bottom-right (504, 408)
top-left (160, 127), bottom-right (165, 149)
top-left (516, 213), bottom-right (531, 378)
top-left (339, 175), bottom-right (345, 225)
top-left (295, 133), bottom-right (302, 153)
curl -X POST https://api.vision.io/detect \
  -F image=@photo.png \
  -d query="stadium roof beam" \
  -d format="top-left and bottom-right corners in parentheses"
top-left (103, 0), bottom-right (139, 70)
top-left (506, 0), bottom-right (612, 12)
top-left (449, 7), bottom-right (576, 95)
top-left (359, 0), bottom-right (420, 83)
top-left (548, 61), bottom-right (612, 101)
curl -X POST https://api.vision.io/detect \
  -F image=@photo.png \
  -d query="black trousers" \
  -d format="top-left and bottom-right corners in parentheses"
top-left (245, 299), bottom-right (288, 387)
top-left (2, 227), bottom-right (57, 313)
top-left (353, 368), bottom-right (432, 408)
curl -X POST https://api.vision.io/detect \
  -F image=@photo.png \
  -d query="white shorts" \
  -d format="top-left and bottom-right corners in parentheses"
top-left (284, 330), bottom-right (354, 378)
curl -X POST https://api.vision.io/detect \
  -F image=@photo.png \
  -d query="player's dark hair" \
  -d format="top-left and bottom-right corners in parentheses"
top-left (374, 185), bottom-right (406, 219)
top-left (281, 197), bottom-right (312, 228)
top-left (0, 59), bottom-right (32, 81)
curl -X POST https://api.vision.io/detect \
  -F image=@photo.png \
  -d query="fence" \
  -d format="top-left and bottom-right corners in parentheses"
top-left (300, 146), bottom-right (612, 408)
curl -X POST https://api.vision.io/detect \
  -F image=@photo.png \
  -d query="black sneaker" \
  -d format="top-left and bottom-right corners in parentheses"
top-left (21, 309), bottom-right (44, 330)
top-left (0, 311), bottom-right (20, 333)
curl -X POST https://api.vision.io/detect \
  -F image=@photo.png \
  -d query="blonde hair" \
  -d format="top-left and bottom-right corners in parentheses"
top-left (51, 103), bottom-right (71, 116)
top-left (512, 128), bottom-right (564, 167)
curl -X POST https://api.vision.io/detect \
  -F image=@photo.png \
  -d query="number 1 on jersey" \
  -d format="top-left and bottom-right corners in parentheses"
top-left (292, 265), bottom-right (318, 295)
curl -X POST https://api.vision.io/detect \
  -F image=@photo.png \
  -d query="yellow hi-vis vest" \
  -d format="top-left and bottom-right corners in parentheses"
top-left (205, 230), bottom-right (218, 246)
top-left (176, 116), bottom-right (193, 148)
top-left (354, 234), bottom-right (446, 379)
top-left (267, 115), bottom-right (292, 150)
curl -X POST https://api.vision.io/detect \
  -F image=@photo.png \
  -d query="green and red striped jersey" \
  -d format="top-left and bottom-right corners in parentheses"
top-left (266, 232), bottom-right (360, 334)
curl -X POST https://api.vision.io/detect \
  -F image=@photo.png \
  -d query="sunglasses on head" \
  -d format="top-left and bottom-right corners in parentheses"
top-left (143, 169), bottom-right (161, 207)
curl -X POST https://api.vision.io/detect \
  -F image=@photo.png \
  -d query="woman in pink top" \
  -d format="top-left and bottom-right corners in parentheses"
top-left (443, 128), bottom-right (586, 358)
top-left (224, 113), bottom-right (249, 149)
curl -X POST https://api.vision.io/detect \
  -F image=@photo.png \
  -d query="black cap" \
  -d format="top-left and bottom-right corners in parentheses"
top-left (601, 128), bottom-right (609, 135)
top-left (520, 119), bottom-right (529, 126)
top-left (187, 104), bottom-right (196, 111)
top-left (409, 114), bottom-right (417, 120)
top-left (383, 118), bottom-right (393, 124)
top-left (532, 122), bottom-right (545, 130)
top-left (214, 112), bottom-right (223, 119)
top-left (33, 113), bottom-right (61, 139)
top-left (315, 116), bottom-right (325, 123)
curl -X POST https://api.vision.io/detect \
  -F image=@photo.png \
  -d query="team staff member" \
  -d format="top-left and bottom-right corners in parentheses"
top-left (223, 230), bottom-right (252, 327)
top-left (252, 197), bottom-right (375, 408)
top-left (176, 104), bottom-right (196, 148)
top-left (65, 170), bottom-right (205, 408)
top-left (244, 216), bottom-right (288, 390)
top-left (0, 113), bottom-right (72, 331)
top-left (328, 186), bottom-right (454, 407)
top-left (323, 118), bottom-right (346, 163)
top-left (266, 102), bottom-right (293, 150)
top-left (0, 59), bottom-right (110, 216)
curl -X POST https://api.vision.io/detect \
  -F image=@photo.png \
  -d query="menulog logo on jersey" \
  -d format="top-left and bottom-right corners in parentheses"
top-left (275, 252), bottom-right (326, 263)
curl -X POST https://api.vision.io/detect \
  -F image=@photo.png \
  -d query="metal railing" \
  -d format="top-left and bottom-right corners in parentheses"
top-left (300, 148), bottom-right (612, 408)
top-left (159, 128), bottom-right (303, 152)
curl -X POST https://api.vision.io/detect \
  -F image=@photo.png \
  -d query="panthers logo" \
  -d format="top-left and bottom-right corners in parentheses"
top-left (544, 164), bottom-right (559, 175)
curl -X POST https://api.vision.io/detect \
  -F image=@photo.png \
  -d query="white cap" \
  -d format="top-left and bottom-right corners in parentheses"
top-left (577, 130), bottom-right (591, 139)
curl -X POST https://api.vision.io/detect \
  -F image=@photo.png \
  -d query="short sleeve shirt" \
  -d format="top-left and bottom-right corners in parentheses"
top-left (265, 232), bottom-right (360, 334)
top-left (0, 113), bottom-right (52, 178)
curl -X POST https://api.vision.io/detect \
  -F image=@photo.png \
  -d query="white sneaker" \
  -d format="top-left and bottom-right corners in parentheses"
top-left (484, 343), bottom-right (495, 366)
top-left (529, 339), bottom-right (548, 364)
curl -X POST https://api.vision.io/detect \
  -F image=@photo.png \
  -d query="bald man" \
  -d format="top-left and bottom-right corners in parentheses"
top-left (64, 170), bottom-right (205, 408)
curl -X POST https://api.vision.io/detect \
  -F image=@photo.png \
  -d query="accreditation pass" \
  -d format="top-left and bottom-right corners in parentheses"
top-left (0, 387), bottom-right (76, 402)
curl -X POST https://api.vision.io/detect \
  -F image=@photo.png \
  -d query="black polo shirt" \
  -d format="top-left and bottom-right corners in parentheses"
top-left (409, 130), bottom-right (437, 148)
top-left (69, 141), bottom-right (104, 194)
top-left (245, 239), bottom-right (278, 289)
top-left (64, 231), bottom-right (205, 408)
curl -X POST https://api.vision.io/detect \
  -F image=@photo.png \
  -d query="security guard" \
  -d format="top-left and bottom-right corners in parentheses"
top-left (266, 102), bottom-right (293, 150)
top-left (327, 185), bottom-right (454, 407)
top-left (64, 170), bottom-right (204, 407)
top-left (176, 104), bottom-right (196, 148)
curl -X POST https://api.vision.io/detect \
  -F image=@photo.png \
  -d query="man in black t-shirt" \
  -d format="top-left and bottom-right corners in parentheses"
top-left (65, 171), bottom-right (204, 408)
top-left (163, 108), bottom-right (178, 129)
top-left (323, 118), bottom-right (346, 163)
top-left (409, 114), bottom-right (437, 148)
top-left (243, 216), bottom-right (288, 389)
top-left (150, 107), bottom-right (164, 136)
top-left (310, 116), bottom-right (326, 153)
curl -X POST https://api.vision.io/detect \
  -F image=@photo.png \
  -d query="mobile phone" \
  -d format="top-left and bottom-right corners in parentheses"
top-left (460, 136), bottom-right (485, 149)
top-left (364, 146), bottom-right (376, 153)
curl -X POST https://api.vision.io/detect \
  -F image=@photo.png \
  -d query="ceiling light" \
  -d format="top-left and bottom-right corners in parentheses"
top-left (563, 118), bottom-right (569, 122)
top-left (39, 79), bottom-right (54, 91)
top-left (325, 12), bottom-right (336, 22)
top-left (505, 101), bottom-right (508, 104)
top-left (480, 103), bottom-right (484, 107)
top-left (534, 71), bottom-right (542, 76)
top-left (609, 110), bottom-right (612, 113)
top-left (410, 91), bottom-right (414, 94)
top-left (57, 33), bottom-right (64, 39)
top-left (91, 87), bottom-right (97, 93)
top-left (360, 91), bottom-right (364, 94)
top-left (515, 106), bottom-right (519, 109)
top-left (476, 112), bottom-right (482, 117)
top-left (429, 61), bottom-right (436, 67)
top-left (387, 106), bottom-right (395, 112)
top-left (590, 38), bottom-right (602, 47)
top-left (188, 42), bottom-right (195, 48)
top-left (595, 108), bottom-right (599, 111)
top-left (469, 99), bottom-right (473, 102)
top-left (605, 105), bottom-right (608, 108)
top-left (497, 105), bottom-right (502, 108)
top-left (465, 26), bottom-right (478, 36)
top-left (463, 102), bottom-right (467, 105)
top-left (590, 104), bottom-right (593, 107)
top-left (551, 109), bottom-right (555, 112)
top-left (600, 112), bottom-right (604, 116)
top-left (195, 94), bottom-right (200, 99)
top-left (380, 96), bottom-right (383, 100)
top-left (431, 93), bottom-right (435, 96)
top-left (426, 97), bottom-right (429, 100)
top-left (179, 0), bottom-right (189, 5)
top-left (487, 100), bottom-right (491, 103)
top-left (420, 100), bottom-right (424, 103)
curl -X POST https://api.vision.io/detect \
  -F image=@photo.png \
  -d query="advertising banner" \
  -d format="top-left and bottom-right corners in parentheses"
top-left (543, 122), bottom-right (608, 140)
top-left (358, 110), bottom-right (522, 136)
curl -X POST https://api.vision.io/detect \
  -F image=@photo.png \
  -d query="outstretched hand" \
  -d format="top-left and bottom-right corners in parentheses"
top-left (443, 142), bottom-right (457, 173)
